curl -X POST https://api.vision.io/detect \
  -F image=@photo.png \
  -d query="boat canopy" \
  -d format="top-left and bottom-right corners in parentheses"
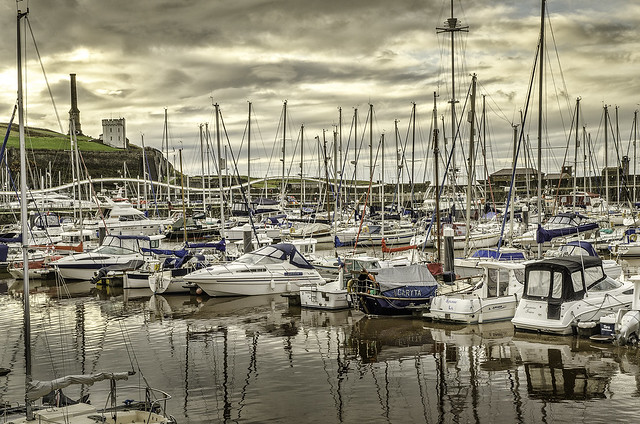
top-left (471, 248), bottom-right (526, 261)
top-left (251, 243), bottom-right (314, 269)
top-left (185, 239), bottom-right (226, 251)
top-left (371, 264), bottom-right (438, 293)
top-left (110, 234), bottom-right (152, 241)
top-left (558, 241), bottom-right (599, 257)
top-left (536, 221), bottom-right (599, 243)
top-left (522, 256), bottom-right (605, 302)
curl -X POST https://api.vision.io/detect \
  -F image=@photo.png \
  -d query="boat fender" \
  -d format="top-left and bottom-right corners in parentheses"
top-left (270, 279), bottom-right (275, 290)
top-left (346, 279), bottom-right (353, 292)
top-left (630, 234), bottom-right (638, 243)
top-left (367, 273), bottom-right (375, 282)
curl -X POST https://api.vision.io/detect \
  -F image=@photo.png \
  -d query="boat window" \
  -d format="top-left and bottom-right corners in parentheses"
top-left (94, 245), bottom-right (136, 255)
top-left (588, 276), bottom-right (622, 292)
top-left (487, 268), bottom-right (499, 297)
top-left (235, 252), bottom-right (264, 265)
top-left (571, 271), bottom-right (583, 292)
top-left (290, 251), bottom-right (313, 268)
top-left (527, 270), bottom-right (550, 297)
top-left (551, 272), bottom-right (562, 299)
top-left (498, 269), bottom-right (510, 296)
top-left (584, 266), bottom-right (605, 287)
top-left (513, 269), bottom-right (525, 284)
top-left (150, 240), bottom-right (160, 249)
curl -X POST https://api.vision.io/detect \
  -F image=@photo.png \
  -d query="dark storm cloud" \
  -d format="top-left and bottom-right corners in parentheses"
top-left (2, 0), bottom-right (638, 177)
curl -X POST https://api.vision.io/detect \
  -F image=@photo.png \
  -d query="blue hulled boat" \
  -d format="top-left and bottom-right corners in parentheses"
top-left (347, 264), bottom-right (438, 316)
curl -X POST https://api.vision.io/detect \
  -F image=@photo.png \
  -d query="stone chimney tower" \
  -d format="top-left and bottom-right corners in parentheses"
top-left (69, 73), bottom-right (83, 135)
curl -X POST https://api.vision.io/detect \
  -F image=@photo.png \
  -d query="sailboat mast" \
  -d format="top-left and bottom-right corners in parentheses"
top-left (615, 106), bottom-right (620, 204)
top-left (464, 74), bottom-right (477, 257)
top-left (605, 105), bottom-right (609, 204)
top-left (179, 147), bottom-right (188, 242)
top-left (433, 92), bottom-right (442, 263)
top-left (17, 7), bottom-right (33, 419)
top-left (583, 126), bottom-right (587, 194)
top-left (381, 133), bottom-right (385, 242)
top-left (536, 0), bottom-right (546, 259)
top-left (573, 98), bottom-right (580, 210)
top-left (395, 119), bottom-right (400, 211)
top-left (353, 108), bottom-right (358, 208)
top-left (300, 124), bottom-right (304, 215)
top-left (369, 103), bottom-right (374, 192)
top-left (215, 103), bottom-right (226, 254)
top-left (282, 100), bottom-right (287, 198)
top-left (482, 95), bottom-right (488, 204)
top-left (163, 108), bottom-right (169, 210)
top-left (411, 102), bottom-right (416, 211)
top-left (437, 0), bottom-right (468, 192)
top-left (333, 127), bottom-right (338, 219)
top-left (200, 124), bottom-right (207, 214)
top-left (248, 102), bottom-right (252, 204)
top-left (634, 110), bottom-right (638, 202)
top-left (509, 124), bottom-right (518, 245)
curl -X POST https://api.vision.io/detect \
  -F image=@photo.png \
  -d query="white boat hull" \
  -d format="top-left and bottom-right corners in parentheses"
top-left (149, 270), bottom-right (191, 294)
top-left (512, 295), bottom-right (633, 335)
top-left (429, 294), bottom-right (518, 324)
top-left (300, 280), bottom-right (350, 310)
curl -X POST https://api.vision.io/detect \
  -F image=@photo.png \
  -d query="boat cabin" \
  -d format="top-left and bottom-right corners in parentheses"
top-left (477, 262), bottom-right (525, 298)
top-left (96, 234), bottom-right (164, 255)
top-left (522, 256), bottom-right (622, 319)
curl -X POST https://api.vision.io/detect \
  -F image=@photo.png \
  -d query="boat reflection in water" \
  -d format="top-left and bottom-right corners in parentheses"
top-left (513, 335), bottom-right (619, 400)
top-left (4, 280), bottom-right (640, 423)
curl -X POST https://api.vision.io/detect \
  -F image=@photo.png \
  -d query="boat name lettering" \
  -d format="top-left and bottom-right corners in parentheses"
top-left (395, 288), bottom-right (422, 297)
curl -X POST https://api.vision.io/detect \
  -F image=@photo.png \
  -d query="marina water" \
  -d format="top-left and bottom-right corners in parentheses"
top-left (2, 270), bottom-right (640, 423)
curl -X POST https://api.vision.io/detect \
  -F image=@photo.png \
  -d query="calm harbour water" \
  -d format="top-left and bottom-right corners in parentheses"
top-left (1, 273), bottom-right (640, 424)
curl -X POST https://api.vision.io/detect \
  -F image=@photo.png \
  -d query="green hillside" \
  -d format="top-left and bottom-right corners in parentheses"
top-left (0, 123), bottom-right (121, 152)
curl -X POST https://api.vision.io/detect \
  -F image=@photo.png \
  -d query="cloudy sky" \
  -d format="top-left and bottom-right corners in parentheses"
top-left (1, 0), bottom-right (639, 184)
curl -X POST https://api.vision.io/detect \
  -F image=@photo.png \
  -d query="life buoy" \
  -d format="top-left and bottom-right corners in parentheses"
top-left (630, 234), bottom-right (638, 243)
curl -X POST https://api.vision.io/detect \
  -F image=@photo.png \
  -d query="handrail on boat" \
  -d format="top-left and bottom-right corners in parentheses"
top-left (103, 384), bottom-right (173, 420)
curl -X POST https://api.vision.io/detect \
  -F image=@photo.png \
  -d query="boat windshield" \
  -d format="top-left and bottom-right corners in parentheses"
top-left (587, 276), bottom-right (622, 292)
top-left (235, 246), bottom-right (287, 266)
top-left (93, 245), bottom-right (137, 255)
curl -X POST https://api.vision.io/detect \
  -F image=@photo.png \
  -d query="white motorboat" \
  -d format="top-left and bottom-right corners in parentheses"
top-left (85, 199), bottom-right (169, 236)
top-left (608, 228), bottom-right (640, 258)
top-left (453, 247), bottom-right (527, 280)
top-left (149, 254), bottom-right (209, 294)
top-left (511, 256), bottom-right (634, 335)
top-left (53, 234), bottom-right (164, 281)
top-left (183, 243), bottom-right (325, 296)
top-left (594, 276), bottom-right (640, 345)
top-left (428, 261), bottom-right (525, 324)
top-left (545, 240), bottom-right (621, 279)
top-left (334, 221), bottom-right (415, 247)
top-left (300, 267), bottom-right (350, 310)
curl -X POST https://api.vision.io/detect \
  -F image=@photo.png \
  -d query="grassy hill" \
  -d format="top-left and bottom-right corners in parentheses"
top-left (0, 123), bottom-right (122, 152)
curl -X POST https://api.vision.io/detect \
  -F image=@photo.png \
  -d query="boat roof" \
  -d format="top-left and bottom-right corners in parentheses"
top-left (107, 234), bottom-right (165, 241)
top-left (477, 261), bottom-right (525, 270)
top-left (470, 248), bottom-right (526, 261)
top-left (525, 256), bottom-right (602, 273)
